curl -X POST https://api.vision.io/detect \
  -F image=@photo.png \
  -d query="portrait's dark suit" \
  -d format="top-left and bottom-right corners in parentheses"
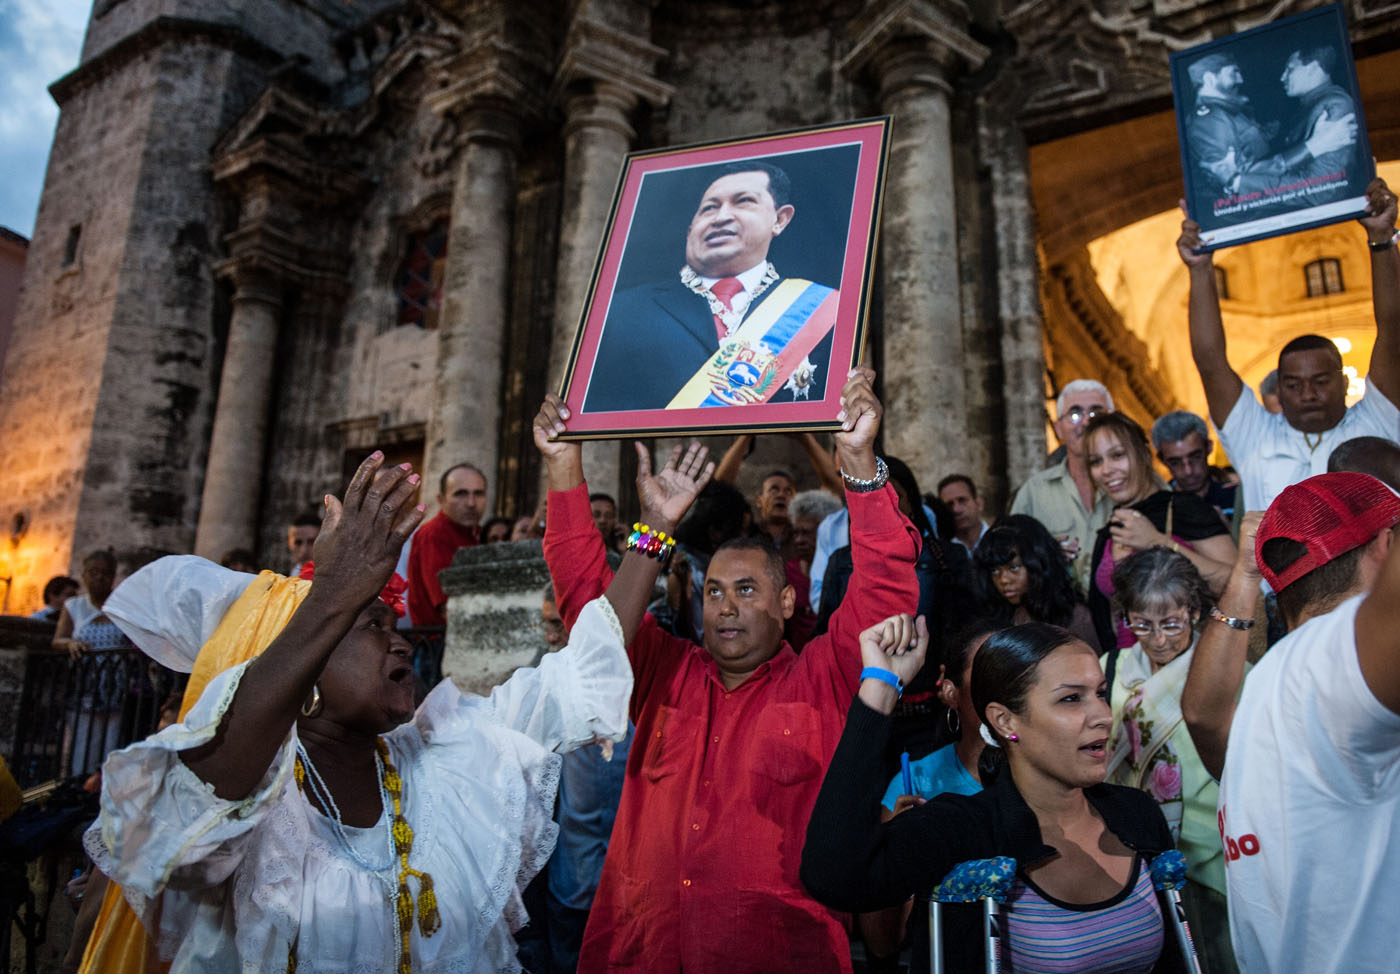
top-left (583, 276), bottom-right (834, 413)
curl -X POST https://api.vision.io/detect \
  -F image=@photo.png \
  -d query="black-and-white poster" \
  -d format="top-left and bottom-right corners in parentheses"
top-left (1171, 3), bottom-right (1374, 250)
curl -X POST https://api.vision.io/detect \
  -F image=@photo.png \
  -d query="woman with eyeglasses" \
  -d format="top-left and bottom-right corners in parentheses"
top-left (973, 515), bottom-right (1101, 649)
top-left (1083, 413), bottom-right (1236, 655)
top-left (1104, 547), bottom-right (1241, 974)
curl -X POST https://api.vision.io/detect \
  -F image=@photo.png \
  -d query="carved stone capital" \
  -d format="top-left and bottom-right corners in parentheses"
top-left (553, 15), bottom-right (673, 111)
top-left (839, 0), bottom-right (989, 82)
top-left (561, 82), bottom-right (640, 142)
top-left (425, 35), bottom-right (550, 126)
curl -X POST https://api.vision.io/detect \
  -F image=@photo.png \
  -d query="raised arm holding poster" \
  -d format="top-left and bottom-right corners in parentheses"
top-left (1171, 2), bottom-right (1374, 251)
top-left (556, 118), bottom-right (888, 439)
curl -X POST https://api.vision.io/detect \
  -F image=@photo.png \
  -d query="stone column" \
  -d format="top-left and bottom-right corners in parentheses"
top-left (424, 107), bottom-right (521, 511)
top-left (546, 12), bottom-right (671, 502)
top-left (549, 84), bottom-right (638, 501)
top-left (874, 43), bottom-right (967, 486)
top-left (439, 539), bottom-right (552, 696)
top-left (194, 271), bottom-right (282, 558)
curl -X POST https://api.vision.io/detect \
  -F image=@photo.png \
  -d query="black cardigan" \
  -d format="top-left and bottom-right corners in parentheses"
top-left (800, 699), bottom-right (1183, 973)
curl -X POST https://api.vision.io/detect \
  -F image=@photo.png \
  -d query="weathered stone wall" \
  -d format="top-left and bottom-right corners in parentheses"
top-left (440, 539), bottom-right (552, 697)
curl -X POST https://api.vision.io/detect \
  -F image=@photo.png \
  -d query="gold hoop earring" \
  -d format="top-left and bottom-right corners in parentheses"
top-left (301, 683), bottom-right (323, 718)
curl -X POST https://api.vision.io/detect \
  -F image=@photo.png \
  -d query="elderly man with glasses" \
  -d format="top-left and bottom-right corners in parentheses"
top-left (1010, 379), bottom-right (1116, 592)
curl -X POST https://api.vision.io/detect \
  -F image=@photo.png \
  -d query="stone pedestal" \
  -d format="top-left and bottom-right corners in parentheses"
top-left (424, 107), bottom-right (522, 511)
top-left (439, 539), bottom-right (552, 698)
top-left (194, 273), bottom-right (283, 558)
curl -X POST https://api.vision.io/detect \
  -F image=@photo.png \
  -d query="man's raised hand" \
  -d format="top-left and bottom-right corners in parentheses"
top-left (1361, 177), bottom-right (1397, 242)
top-left (532, 393), bottom-right (585, 490)
top-left (311, 452), bottom-right (424, 608)
top-left (1176, 203), bottom-right (1213, 269)
top-left (859, 613), bottom-right (929, 687)
top-left (834, 365), bottom-right (882, 477)
top-left (634, 441), bottom-right (714, 534)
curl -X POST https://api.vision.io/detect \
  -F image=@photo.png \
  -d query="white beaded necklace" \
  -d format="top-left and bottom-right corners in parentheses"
top-left (294, 739), bottom-right (396, 873)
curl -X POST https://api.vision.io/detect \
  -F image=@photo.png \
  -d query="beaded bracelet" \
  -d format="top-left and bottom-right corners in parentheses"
top-left (627, 522), bottom-right (675, 566)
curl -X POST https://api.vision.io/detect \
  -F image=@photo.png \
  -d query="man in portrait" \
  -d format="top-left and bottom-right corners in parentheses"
top-left (584, 161), bottom-right (840, 413)
top-left (1184, 52), bottom-right (1274, 214)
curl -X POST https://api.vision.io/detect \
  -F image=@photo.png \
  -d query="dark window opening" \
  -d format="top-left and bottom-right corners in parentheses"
top-left (393, 219), bottom-right (448, 329)
top-left (1304, 257), bottom-right (1344, 297)
top-left (63, 225), bottom-right (81, 267)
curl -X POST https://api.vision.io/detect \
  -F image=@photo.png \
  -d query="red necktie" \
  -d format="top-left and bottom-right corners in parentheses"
top-left (710, 277), bottom-right (745, 341)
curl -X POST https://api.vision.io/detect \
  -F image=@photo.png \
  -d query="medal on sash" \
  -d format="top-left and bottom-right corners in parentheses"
top-left (667, 278), bottom-right (839, 410)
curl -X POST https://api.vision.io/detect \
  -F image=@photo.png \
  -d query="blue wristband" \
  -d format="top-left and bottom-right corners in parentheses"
top-left (860, 666), bottom-right (903, 697)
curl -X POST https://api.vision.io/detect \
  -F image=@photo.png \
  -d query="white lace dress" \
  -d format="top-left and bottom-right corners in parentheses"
top-left (83, 595), bottom-right (631, 974)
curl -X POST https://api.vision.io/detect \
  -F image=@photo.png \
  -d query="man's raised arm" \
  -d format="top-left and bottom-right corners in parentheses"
top-left (1182, 511), bottom-right (1261, 779)
top-left (1354, 521), bottom-right (1400, 716)
top-left (533, 394), bottom-right (713, 645)
top-left (1178, 211), bottom-right (1244, 428)
top-left (821, 368), bottom-right (921, 680)
top-left (1362, 178), bottom-right (1400, 407)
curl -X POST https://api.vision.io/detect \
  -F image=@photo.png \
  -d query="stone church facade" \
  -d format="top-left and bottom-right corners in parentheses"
top-left (3, 0), bottom-right (1400, 607)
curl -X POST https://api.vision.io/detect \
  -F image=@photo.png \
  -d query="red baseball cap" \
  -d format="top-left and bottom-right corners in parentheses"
top-left (1256, 472), bottom-right (1400, 592)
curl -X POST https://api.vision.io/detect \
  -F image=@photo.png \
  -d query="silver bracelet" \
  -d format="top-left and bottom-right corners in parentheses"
top-left (1210, 606), bottom-right (1254, 631)
top-left (840, 456), bottom-right (889, 493)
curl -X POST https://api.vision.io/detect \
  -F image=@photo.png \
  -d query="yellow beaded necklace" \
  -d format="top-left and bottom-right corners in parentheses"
top-left (289, 738), bottom-right (440, 973)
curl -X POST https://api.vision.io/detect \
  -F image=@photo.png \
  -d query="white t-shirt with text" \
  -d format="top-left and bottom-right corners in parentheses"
top-left (1219, 594), bottom-right (1400, 973)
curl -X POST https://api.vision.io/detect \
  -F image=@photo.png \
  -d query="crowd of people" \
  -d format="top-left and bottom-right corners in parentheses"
top-left (15, 172), bottom-right (1400, 974)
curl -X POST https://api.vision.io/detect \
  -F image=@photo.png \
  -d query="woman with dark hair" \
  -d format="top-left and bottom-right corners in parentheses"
top-left (974, 515), bottom-right (1100, 650)
top-left (802, 615), bottom-right (1185, 973)
top-left (1105, 548), bottom-right (1239, 974)
top-left (1084, 412), bottom-right (1234, 654)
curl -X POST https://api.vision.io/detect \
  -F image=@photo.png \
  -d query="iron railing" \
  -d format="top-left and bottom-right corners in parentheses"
top-left (10, 648), bottom-right (185, 791)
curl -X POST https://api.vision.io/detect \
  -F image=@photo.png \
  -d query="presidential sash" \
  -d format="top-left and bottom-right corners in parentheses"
top-left (666, 278), bottom-right (839, 409)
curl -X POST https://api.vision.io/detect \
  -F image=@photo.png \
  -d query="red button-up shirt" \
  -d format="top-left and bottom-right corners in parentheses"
top-left (545, 482), bottom-right (920, 973)
top-left (406, 511), bottom-right (478, 627)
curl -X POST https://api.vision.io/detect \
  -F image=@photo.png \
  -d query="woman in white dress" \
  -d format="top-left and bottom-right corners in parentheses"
top-left (83, 447), bottom-right (713, 973)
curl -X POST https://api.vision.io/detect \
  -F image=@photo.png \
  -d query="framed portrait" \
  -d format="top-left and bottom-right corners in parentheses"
top-left (1171, 2), bottom-right (1373, 251)
top-left (555, 117), bottom-right (890, 439)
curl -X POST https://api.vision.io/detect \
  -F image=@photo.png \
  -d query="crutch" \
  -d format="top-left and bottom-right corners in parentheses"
top-left (929, 856), bottom-right (1017, 974)
top-left (1150, 849), bottom-right (1204, 974)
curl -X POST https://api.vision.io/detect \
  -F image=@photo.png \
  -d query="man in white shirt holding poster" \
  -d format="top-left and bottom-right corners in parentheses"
top-left (1176, 178), bottom-right (1400, 513)
top-left (1216, 471), bottom-right (1400, 973)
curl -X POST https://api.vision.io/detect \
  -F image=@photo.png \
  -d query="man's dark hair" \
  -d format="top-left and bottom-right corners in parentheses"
top-left (220, 548), bottom-right (258, 571)
top-left (439, 462), bottom-right (485, 496)
top-left (1293, 45), bottom-right (1338, 77)
top-left (1278, 334), bottom-right (1342, 372)
top-left (1328, 436), bottom-right (1400, 492)
top-left (42, 575), bottom-right (77, 603)
top-left (710, 535), bottom-right (786, 590)
top-left (588, 493), bottom-right (617, 507)
top-left (714, 160), bottom-right (792, 209)
top-left (291, 511), bottom-right (321, 529)
top-left (761, 469), bottom-right (795, 486)
top-left (937, 473), bottom-right (978, 498)
top-left (83, 549), bottom-right (117, 569)
top-left (1187, 52), bottom-right (1239, 88)
top-left (674, 481), bottom-right (751, 554)
top-left (1261, 536), bottom-right (1367, 625)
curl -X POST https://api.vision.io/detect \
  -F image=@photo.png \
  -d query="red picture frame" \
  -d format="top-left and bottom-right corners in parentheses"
top-left (556, 117), bottom-right (890, 439)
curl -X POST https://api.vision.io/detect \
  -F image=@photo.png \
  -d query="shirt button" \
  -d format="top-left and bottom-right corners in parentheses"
top-left (692, 823), bottom-right (700, 830)
top-left (703, 780), bottom-right (711, 787)
top-left (655, 731), bottom-right (662, 738)
top-left (783, 728), bottom-right (791, 736)
top-left (712, 736), bottom-right (719, 743)
top-left (682, 879), bottom-right (692, 887)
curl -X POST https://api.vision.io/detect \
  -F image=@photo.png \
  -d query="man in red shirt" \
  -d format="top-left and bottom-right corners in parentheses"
top-left (533, 367), bottom-right (920, 973)
top-left (405, 463), bottom-right (487, 626)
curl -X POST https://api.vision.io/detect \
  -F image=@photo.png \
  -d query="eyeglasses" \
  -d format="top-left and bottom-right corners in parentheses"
top-left (1126, 619), bottom-right (1189, 638)
top-left (1063, 405), bottom-right (1107, 426)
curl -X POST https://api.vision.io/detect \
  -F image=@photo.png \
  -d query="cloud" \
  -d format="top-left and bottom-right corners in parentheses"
top-left (0, 0), bottom-right (89, 235)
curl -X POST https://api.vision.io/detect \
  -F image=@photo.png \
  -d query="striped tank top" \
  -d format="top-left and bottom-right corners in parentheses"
top-left (1004, 854), bottom-right (1164, 973)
